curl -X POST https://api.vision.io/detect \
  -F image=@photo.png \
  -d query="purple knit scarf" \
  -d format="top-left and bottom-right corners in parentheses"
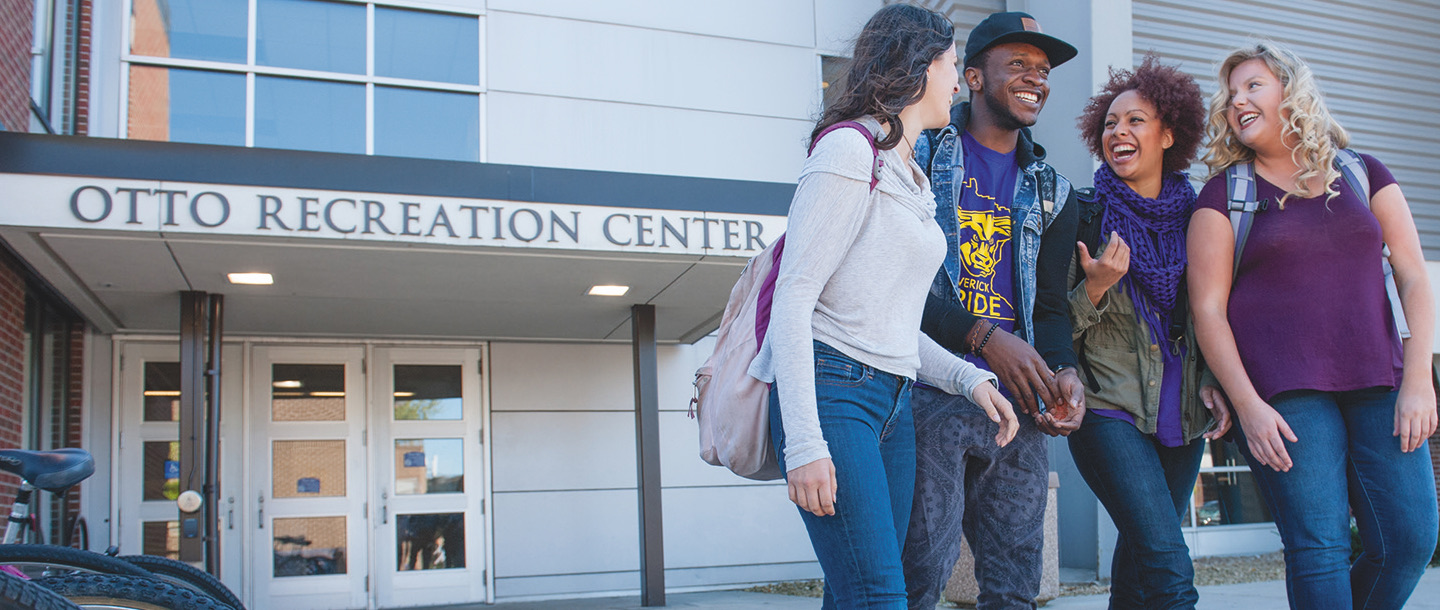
top-left (1094, 165), bottom-right (1195, 347)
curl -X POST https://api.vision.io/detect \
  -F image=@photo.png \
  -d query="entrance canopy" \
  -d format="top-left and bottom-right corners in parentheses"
top-left (0, 134), bottom-right (792, 342)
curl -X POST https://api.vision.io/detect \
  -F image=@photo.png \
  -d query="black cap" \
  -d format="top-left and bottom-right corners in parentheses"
top-left (964, 12), bottom-right (1077, 68)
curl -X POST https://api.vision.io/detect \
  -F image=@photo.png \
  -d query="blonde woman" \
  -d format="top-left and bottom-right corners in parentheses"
top-left (1187, 41), bottom-right (1437, 609)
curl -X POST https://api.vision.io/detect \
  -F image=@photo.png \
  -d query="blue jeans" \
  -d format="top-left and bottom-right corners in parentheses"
top-left (1068, 411), bottom-right (1205, 610)
top-left (770, 341), bottom-right (916, 610)
top-left (1232, 387), bottom-right (1438, 610)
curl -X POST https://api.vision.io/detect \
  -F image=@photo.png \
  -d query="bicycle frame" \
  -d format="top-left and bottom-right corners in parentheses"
top-left (3, 481), bottom-right (37, 545)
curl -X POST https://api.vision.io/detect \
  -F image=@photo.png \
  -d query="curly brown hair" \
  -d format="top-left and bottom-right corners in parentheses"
top-left (1076, 54), bottom-right (1204, 175)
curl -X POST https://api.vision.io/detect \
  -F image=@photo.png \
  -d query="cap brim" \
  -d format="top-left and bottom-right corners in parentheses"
top-left (979, 31), bottom-right (1078, 68)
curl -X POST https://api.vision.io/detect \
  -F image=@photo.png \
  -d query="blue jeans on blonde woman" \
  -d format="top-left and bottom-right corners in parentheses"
top-left (1068, 411), bottom-right (1205, 610)
top-left (1232, 387), bottom-right (1438, 610)
top-left (769, 341), bottom-right (916, 609)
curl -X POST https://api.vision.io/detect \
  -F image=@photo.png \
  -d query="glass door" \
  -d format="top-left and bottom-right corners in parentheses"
top-left (249, 346), bottom-right (369, 610)
top-left (117, 343), bottom-right (184, 559)
top-left (371, 347), bottom-right (487, 607)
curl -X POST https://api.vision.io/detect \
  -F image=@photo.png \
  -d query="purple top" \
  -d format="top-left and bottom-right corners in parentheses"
top-left (956, 132), bottom-right (1020, 392)
top-left (1194, 154), bottom-right (1403, 401)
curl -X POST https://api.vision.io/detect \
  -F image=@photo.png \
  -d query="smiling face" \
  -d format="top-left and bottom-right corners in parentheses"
top-left (969, 42), bottom-right (1051, 130)
top-left (1102, 89), bottom-right (1173, 192)
top-left (1226, 58), bottom-right (1288, 153)
top-left (916, 43), bottom-right (961, 130)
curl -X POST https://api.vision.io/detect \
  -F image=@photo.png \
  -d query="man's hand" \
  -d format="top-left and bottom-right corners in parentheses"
top-left (980, 330), bottom-right (1061, 417)
top-left (1036, 368), bottom-right (1086, 436)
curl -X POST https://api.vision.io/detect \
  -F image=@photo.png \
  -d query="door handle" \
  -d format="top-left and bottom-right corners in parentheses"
top-left (257, 495), bottom-right (264, 529)
top-left (380, 491), bottom-right (388, 524)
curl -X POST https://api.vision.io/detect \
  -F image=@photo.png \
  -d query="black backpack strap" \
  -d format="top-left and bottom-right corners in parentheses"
top-left (1072, 186), bottom-right (1103, 394)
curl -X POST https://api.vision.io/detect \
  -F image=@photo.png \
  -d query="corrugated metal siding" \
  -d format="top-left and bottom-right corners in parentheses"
top-left (902, 0), bottom-right (1007, 36)
top-left (1133, 0), bottom-right (1440, 257)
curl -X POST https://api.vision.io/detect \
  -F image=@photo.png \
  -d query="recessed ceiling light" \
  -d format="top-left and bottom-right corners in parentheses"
top-left (143, 390), bottom-right (182, 397)
top-left (272, 380), bottom-right (302, 389)
top-left (228, 272), bottom-right (273, 285)
top-left (393, 391), bottom-right (415, 398)
top-left (310, 391), bottom-right (346, 397)
top-left (588, 285), bottom-right (629, 297)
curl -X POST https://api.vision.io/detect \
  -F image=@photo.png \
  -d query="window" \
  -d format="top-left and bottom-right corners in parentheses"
top-left (124, 0), bottom-right (483, 161)
top-left (1184, 440), bottom-right (1272, 528)
top-left (29, 0), bottom-right (57, 132)
top-left (820, 55), bottom-right (848, 111)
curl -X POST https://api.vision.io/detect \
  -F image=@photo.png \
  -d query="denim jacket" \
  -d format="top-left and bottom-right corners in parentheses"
top-left (916, 102), bottom-right (1079, 369)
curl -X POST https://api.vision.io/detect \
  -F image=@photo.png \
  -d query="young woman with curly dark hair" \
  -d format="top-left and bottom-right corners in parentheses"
top-left (1064, 54), bottom-right (1227, 609)
top-left (745, 5), bottom-right (1010, 607)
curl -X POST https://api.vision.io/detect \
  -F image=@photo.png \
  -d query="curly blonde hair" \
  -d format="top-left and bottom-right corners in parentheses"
top-left (1202, 41), bottom-right (1349, 208)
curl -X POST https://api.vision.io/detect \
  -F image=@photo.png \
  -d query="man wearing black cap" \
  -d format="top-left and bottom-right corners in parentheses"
top-left (903, 11), bottom-right (1085, 609)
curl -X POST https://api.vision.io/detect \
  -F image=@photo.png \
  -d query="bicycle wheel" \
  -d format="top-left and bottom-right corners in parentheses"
top-left (34, 573), bottom-right (229, 610)
top-left (117, 557), bottom-right (243, 610)
top-left (0, 571), bottom-right (80, 610)
top-left (0, 546), bottom-right (150, 580)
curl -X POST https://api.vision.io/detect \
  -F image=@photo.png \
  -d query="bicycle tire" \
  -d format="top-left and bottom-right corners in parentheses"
top-left (34, 573), bottom-right (230, 610)
top-left (0, 571), bottom-right (80, 610)
top-left (0, 546), bottom-right (150, 579)
top-left (117, 556), bottom-right (243, 610)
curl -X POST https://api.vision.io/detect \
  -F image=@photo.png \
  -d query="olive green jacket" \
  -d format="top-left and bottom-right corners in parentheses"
top-left (1068, 241), bottom-right (1215, 443)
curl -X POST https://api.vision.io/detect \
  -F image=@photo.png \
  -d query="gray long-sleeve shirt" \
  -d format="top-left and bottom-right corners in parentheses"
top-left (748, 117), bottom-right (997, 471)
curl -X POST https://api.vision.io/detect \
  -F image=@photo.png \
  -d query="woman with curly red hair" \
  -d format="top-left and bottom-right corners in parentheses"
top-left (1065, 54), bottom-right (1229, 609)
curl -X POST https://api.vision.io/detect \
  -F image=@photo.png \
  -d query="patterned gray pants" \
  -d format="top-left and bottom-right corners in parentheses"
top-left (902, 385), bottom-right (1049, 610)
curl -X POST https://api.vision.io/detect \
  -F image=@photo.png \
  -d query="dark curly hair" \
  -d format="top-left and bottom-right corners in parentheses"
top-left (1076, 53), bottom-right (1204, 174)
top-left (812, 4), bottom-right (955, 151)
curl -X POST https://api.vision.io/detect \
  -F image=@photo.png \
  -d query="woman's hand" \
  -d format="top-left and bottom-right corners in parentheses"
top-left (787, 458), bottom-right (837, 517)
top-left (1234, 399), bottom-right (1296, 471)
top-left (973, 381), bottom-right (1018, 447)
top-left (1077, 232), bottom-right (1130, 306)
top-left (1200, 384), bottom-right (1233, 440)
top-left (1394, 382), bottom-right (1438, 453)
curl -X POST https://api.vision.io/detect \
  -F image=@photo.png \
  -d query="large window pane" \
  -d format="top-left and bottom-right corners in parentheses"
top-left (273, 517), bottom-right (347, 577)
top-left (143, 521), bottom-right (180, 560)
top-left (257, 0), bottom-right (364, 74)
top-left (394, 439), bottom-right (463, 494)
top-left (375, 8), bottom-right (479, 85)
top-left (131, 0), bottom-right (248, 63)
top-left (1193, 471), bottom-right (1273, 527)
top-left (128, 66), bottom-right (245, 146)
top-left (392, 365), bottom-right (463, 420)
top-left (374, 88), bottom-right (479, 162)
top-left (143, 441), bottom-right (181, 501)
top-left (272, 440), bottom-right (346, 498)
top-left (271, 363), bottom-right (347, 421)
top-left (143, 362), bottom-right (181, 421)
top-left (396, 513), bottom-right (464, 571)
top-left (255, 77), bottom-right (364, 154)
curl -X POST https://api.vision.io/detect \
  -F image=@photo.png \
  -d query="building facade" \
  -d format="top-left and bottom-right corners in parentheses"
top-left (1, 1), bottom-right (1437, 608)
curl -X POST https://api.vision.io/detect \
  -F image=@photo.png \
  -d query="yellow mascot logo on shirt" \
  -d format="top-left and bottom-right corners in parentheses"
top-left (956, 177), bottom-right (1014, 320)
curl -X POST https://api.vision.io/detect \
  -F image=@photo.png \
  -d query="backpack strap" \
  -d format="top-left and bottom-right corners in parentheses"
top-left (1334, 149), bottom-right (1410, 339)
top-left (1071, 186), bottom-right (1103, 394)
top-left (809, 120), bottom-right (883, 192)
top-left (1225, 161), bottom-right (1261, 278)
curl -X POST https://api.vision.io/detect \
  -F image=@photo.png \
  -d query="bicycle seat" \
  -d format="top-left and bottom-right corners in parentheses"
top-left (0, 448), bottom-right (95, 493)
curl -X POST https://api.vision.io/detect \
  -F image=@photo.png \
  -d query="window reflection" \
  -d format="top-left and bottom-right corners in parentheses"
top-left (271, 364), bottom-right (346, 421)
top-left (394, 439), bottom-right (463, 494)
top-left (375, 7), bottom-right (479, 85)
top-left (130, 0), bottom-right (248, 63)
top-left (273, 516), bottom-right (347, 577)
top-left (128, 66), bottom-right (245, 146)
top-left (272, 440), bottom-right (346, 498)
top-left (143, 441), bottom-right (180, 500)
top-left (396, 513), bottom-right (464, 571)
top-left (374, 87), bottom-right (480, 162)
top-left (142, 521), bottom-right (180, 560)
top-left (255, 77), bottom-right (365, 154)
top-left (256, 0), bottom-right (364, 74)
top-left (393, 365), bottom-right (463, 420)
top-left (143, 362), bottom-right (181, 422)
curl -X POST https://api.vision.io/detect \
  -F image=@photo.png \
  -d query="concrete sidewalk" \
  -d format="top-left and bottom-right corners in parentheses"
top-left (453, 567), bottom-right (1440, 609)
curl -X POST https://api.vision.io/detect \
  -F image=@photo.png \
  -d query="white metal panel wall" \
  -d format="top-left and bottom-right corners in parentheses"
top-left (487, 341), bottom-right (817, 600)
top-left (1133, 0), bottom-right (1440, 257)
top-left (485, 6), bottom-right (820, 183)
top-left (904, 0), bottom-right (1008, 35)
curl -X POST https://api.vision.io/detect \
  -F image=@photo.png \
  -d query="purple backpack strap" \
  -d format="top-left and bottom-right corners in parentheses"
top-left (754, 234), bottom-right (786, 346)
top-left (808, 120), bottom-right (882, 192)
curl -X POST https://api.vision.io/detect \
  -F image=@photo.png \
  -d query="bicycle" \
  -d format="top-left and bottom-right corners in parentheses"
top-left (0, 448), bottom-right (243, 609)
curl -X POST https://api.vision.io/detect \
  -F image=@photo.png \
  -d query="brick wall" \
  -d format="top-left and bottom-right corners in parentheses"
top-left (0, 257), bottom-right (27, 503)
top-left (0, 0), bottom-right (33, 131)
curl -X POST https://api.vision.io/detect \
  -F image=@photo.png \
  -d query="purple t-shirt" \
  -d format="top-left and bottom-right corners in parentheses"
top-left (1194, 154), bottom-right (1403, 401)
top-left (957, 132), bottom-right (1020, 385)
